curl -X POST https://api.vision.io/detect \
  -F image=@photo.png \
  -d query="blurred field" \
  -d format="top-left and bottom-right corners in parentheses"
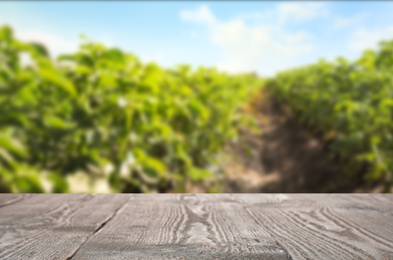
top-left (1, 25), bottom-right (393, 193)
top-left (223, 89), bottom-right (389, 193)
top-left (0, 25), bottom-right (261, 193)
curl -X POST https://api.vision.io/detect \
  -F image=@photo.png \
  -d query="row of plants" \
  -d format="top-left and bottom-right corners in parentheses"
top-left (0, 25), bottom-right (262, 193)
top-left (266, 40), bottom-right (393, 191)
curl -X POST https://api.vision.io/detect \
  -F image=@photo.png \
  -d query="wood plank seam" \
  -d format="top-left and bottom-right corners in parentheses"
top-left (233, 197), bottom-right (294, 260)
top-left (66, 194), bottom-right (293, 259)
top-left (65, 197), bottom-right (130, 260)
top-left (1, 194), bottom-right (392, 259)
top-left (275, 240), bottom-right (293, 260)
top-left (238, 202), bottom-right (300, 259)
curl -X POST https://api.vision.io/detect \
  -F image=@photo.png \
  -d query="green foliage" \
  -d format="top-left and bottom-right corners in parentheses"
top-left (0, 25), bottom-right (262, 193)
top-left (266, 42), bottom-right (393, 190)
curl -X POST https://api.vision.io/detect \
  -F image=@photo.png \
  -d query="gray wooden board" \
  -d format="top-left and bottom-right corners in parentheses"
top-left (231, 194), bottom-right (393, 260)
top-left (70, 194), bottom-right (289, 260)
top-left (0, 194), bottom-right (129, 260)
top-left (0, 194), bottom-right (392, 260)
top-left (0, 194), bottom-right (34, 208)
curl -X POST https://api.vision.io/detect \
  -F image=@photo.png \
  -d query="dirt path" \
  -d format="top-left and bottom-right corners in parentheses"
top-left (222, 89), bottom-right (384, 193)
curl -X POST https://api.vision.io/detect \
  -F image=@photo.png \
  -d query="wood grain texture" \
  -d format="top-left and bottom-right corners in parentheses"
top-left (0, 194), bottom-right (392, 260)
top-left (69, 194), bottom-right (289, 259)
top-left (0, 194), bottom-right (129, 260)
top-left (232, 194), bottom-right (393, 260)
top-left (0, 194), bottom-right (34, 208)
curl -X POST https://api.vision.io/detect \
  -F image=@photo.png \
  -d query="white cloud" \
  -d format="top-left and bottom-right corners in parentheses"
top-left (237, 11), bottom-right (266, 22)
top-left (140, 50), bottom-right (166, 65)
top-left (333, 14), bottom-right (367, 30)
top-left (180, 5), bottom-right (215, 25)
top-left (99, 34), bottom-right (116, 48)
top-left (180, 5), bottom-right (319, 76)
top-left (2, 20), bottom-right (115, 59)
top-left (15, 30), bottom-right (78, 57)
top-left (277, 3), bottom-right (328, 24)
top-left (234, 3), bottom-right (327, 26)
top-left (15, 30), bottom-right (117, 58)
top-left (349, 26), bottom-right (393, 52)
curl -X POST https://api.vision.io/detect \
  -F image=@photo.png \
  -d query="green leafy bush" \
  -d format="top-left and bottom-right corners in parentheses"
top-left (266, 41), bottom-right (393, 190)
top-left (0, 25), bottom-right (262, 193)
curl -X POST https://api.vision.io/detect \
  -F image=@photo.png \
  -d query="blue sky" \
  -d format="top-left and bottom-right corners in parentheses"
top-left (1, 2), bottom-right (393, 76)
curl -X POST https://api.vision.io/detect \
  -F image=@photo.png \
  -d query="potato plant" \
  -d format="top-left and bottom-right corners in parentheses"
top-left (266, 41), bottom-right (393, 190)
top-left (0, 26), bottom-right (262, 193)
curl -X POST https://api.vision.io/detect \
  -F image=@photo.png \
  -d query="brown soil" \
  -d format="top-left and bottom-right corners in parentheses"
top-left (222, 89), bottom-right (385, 193)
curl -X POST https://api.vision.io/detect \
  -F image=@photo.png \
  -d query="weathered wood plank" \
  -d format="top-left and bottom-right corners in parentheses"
top-left (234, 194), bottom-right (393, 260)
top-left (0, 194), bottom-right (129, 260)
top-left (0, 194), bottom-right (34, 208)
top-left (0, 194), bottom-right (392, 259)
top-left (70, 194), bottom-right (290, 259)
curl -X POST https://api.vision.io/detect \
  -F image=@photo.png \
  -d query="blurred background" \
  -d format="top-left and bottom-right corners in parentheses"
top-left (1, 2), bottom-right (393, 193)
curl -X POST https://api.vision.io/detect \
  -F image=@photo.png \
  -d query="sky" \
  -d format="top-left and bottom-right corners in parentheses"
top-left (1, 2), bottom-right (393, 76)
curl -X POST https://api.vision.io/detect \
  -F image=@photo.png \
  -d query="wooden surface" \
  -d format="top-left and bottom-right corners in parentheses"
top-left (0, 194), bottom-right (392, 259)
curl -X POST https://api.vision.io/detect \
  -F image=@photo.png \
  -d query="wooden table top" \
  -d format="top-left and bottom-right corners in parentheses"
top-left (0, 194), bottom-right (392, 259)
